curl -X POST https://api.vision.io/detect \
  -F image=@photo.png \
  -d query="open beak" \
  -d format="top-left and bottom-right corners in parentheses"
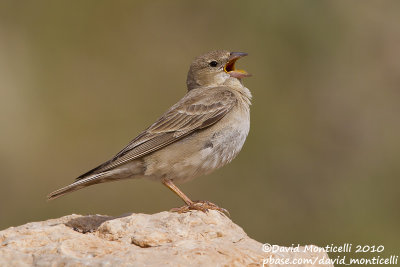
top-left (224, 52), bottom-right (251, 79)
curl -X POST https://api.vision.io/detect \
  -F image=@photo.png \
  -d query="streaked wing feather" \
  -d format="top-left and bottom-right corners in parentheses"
top-left (76, 88), bottom-right (236, 179)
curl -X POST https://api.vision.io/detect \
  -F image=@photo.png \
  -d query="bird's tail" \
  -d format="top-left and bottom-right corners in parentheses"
top-left (47, 172), bottom-right (111, 200)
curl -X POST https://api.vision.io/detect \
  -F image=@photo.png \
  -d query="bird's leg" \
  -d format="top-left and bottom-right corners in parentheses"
top-left (161, 179), bottom-right (229, 216)
top-left (162, 178), bottom-right (193, 206)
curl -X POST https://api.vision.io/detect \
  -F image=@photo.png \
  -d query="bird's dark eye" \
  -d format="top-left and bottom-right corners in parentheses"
top-left (209, 61), bottom-right (218, 67)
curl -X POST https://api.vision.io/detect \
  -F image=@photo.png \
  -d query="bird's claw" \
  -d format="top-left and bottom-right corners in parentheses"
top-left (170, 200), bottom-right (230, 216)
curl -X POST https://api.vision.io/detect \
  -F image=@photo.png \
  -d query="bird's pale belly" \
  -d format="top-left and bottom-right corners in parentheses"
top-left (144, 108), bottom-right (250, 183)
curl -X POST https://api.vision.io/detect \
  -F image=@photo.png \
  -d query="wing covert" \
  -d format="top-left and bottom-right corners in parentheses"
top-left (76, 87), bottom-right (237, 179)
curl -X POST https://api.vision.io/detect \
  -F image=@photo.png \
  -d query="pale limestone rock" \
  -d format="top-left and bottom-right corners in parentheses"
top-left (0, 211), bottom-right (332, 266)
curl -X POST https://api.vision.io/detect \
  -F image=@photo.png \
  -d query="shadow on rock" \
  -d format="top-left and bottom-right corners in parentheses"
top-left (65, 214), bottom-right (132, 233)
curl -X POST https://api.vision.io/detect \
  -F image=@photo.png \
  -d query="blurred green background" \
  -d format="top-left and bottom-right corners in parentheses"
top-left (1, 0), bottom-right (399, 262)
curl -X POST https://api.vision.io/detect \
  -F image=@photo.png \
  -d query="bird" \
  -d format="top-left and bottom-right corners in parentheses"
top-left (47, 50), bottom-right (252, 214)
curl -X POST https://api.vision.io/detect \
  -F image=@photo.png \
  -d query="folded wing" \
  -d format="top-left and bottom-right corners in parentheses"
top-left (76, 87), bottom-right (237, 180)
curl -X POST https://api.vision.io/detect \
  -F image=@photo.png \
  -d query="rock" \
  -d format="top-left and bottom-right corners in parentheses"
top-left (0, 211), bottom-right (332, 266)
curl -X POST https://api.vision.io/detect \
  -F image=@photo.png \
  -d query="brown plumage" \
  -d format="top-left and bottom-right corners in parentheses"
top-left (48, 50), bottom-right (252, 214)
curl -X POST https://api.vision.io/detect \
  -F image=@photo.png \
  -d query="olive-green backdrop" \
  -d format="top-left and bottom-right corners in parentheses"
top-left (1, 0), bottom-right (399, 263)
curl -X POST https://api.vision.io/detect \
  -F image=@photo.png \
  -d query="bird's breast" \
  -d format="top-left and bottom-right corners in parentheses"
top-left (144, 102), bottom-right (250, 184)
top-left (200, 105), bottom-right (250, 169)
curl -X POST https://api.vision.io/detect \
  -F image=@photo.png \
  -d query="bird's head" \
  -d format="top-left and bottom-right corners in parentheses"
top-left (186, 50), bottom-right (250, 90)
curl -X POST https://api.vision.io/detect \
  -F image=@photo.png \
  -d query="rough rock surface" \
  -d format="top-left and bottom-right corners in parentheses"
top-left (0, 211), bottom-right (333, 266)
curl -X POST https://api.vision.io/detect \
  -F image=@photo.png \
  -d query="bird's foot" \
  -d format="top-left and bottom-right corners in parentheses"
top-left (170, 200), bottom-right (230, 216)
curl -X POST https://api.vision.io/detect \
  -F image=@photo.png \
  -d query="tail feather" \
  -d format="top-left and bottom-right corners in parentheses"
top-left (47, 159), bottom-right (145, 200)
top-left (47, 172), bottom-right (109, 200)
